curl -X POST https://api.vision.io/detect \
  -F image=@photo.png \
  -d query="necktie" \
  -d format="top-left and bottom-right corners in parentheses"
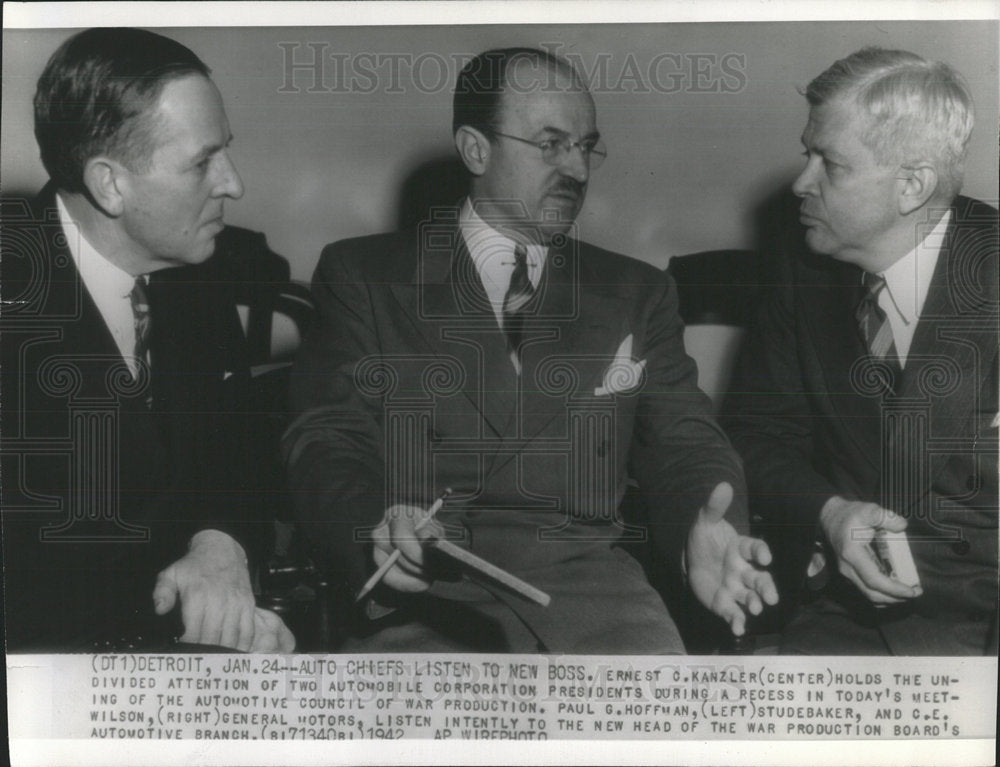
top-left (856, 271), bottom-right (900, 390)
top-left (129, 276), bottom-right (152, 377)
top-left (502, 244), bottom-right (535, 371)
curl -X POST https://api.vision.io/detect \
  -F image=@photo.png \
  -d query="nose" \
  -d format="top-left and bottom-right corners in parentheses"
top-left (213, 150), bottom-right (245, 200)
top-left (792, 155), bottom-right (818, 198)
top-left (559, 142), bottom-right (590, 184)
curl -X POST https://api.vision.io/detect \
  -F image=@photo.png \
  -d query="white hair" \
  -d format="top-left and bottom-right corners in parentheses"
top-left (806, 47), bottom-right (975, 200)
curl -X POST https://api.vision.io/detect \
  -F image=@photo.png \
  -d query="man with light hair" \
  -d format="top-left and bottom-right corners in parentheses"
top-left (804, 48), bottom-right (975, 201)
top-left (726, 47), bottom-right (998, 654)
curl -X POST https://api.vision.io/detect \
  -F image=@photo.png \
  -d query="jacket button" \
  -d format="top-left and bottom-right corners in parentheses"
top-left (951, 539), bottom-right (971, 556)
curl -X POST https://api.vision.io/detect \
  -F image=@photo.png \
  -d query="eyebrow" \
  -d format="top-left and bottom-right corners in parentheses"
top-left (194, 133), bottom-right (234, 161)
top-left (800, 136), bottom-right (844, 162)
top-left (539, 125), bottom-right (601, 141)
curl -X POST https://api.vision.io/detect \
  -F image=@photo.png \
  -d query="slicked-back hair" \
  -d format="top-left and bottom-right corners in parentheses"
top-left (452, 47), bottom-right (581, 138)
top-left (806, 47), bottom-right (974, 200)
top-left (34, 27), bottom-right (210, 193)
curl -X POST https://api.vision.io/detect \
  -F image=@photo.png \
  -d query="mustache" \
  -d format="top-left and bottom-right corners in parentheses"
top-left (549, 178), bottom-right (586, 198)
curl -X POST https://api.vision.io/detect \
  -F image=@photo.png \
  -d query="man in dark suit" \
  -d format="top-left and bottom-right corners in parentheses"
top-left (284, 47), bottom-right (777, 653)
top-left (725, 48), bottom-right (998, 655)
top-left (1, 28), bottom-right (293, 652)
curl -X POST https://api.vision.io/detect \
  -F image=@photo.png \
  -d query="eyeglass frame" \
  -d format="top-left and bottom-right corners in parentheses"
top-left (489, 130), bottom-right (607, 169)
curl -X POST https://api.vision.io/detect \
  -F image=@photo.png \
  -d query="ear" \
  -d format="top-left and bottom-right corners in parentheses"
top-left (82, 156), bottom-right (127, 217)
top-left (897, 162), bottom-right (939, 215)
top-left (454, 126), bottom-right (491, 176)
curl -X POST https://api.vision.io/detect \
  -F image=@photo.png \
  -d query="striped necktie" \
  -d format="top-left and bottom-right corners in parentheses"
top-left (502, 244), bottom-right (535, 372)
top-left (129, 277), bottom-right (152, 392)
top-left (856, 271), bottom-right (900, 389)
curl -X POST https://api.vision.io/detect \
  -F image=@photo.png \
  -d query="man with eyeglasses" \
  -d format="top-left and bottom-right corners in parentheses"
top-left (285, 47), bottom-right (776, 652)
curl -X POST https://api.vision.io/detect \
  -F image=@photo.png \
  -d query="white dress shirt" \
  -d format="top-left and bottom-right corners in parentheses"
top-left (459, 198), bottom-right (547, 329)
top-left (875, 210), bottom-right (951, 367)
top-left (56, 193), bottom-right (146, 377)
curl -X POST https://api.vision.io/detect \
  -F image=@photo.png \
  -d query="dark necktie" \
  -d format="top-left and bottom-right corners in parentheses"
top-left (856, 271), bottom-right (900, 390)
top-left (129, 277), bottom-right (152, 389)
top-left (502, 244), bottom-right (535, 370)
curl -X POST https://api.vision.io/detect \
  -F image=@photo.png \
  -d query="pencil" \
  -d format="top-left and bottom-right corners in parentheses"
top-left (427, 537), bottom-right (551, 607)
top-left (354, 488), bottom-right (452, 602)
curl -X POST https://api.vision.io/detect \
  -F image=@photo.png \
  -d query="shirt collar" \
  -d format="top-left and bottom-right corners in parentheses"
top-left (876, 209), bottom-right (951, 326)
top-left (459, 198), bottom-right (547, 285)
top-left (56, 192), bottom-right (138, 297)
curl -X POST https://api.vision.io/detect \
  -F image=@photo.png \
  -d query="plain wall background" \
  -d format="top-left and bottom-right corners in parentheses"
top-left (3, 22), bottom-right (997, 281)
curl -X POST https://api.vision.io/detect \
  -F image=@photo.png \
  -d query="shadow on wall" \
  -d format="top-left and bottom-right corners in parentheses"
top-left (396, 155), bottom-right (469, 230)
top-left (753, 182), bottom-right (822, 278)
top-left (1, 189), bottom-right (43, 208)
top-left (672, 179), bottom-right (807, 327)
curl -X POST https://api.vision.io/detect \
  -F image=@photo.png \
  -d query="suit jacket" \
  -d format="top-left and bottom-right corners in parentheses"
top-left (725, 195), bottom-right (999, 655)
top-left (284, 209), bottom-right (747, 647)
top-left (1, 185), bottom-right (289, 650)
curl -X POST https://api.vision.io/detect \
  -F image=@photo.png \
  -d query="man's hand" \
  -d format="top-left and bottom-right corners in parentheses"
top-left (153, 530), bottom-right (258, 650)
top-left (687, 482), bottom-right (779, 636)
top-left (819, 496), bottom-right (922, 604)
top-left (371, 504), bottom-right (444, 593)
top-left (248, 607), bottom-right (296, 653)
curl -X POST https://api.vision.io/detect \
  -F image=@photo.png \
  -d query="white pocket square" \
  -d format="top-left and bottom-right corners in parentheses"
top-left (991, 412), bottom-right (1000, 429)
top-left (223, 371), bottom-right (234, 380)
top-left (594, 333), bottom-right (646, 396)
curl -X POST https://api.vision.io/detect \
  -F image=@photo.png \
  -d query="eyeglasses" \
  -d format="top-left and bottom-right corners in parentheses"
top-left (492, 131), bottom-right (607, 169)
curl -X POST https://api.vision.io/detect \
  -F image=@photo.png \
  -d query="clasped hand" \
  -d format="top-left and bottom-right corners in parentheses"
top-left (819, 496), bottom-right (921, 605)
top-left (686, 482), bottom-right (779, 636)
top-left (153, 529), bottom-right (295, 652)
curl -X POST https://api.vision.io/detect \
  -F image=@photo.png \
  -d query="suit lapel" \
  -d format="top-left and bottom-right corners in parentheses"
top-left (489, 240), bottom-right (627, 477)
top-left (33, 193), bottom-right (151, 412)
top-left (388, 223), bottom-right (514, 439)
top-left (521, 240), bottom-right (626, 433)
top-left (24, 187), bottom-right (121, 361)
top-left (804, 258), bottom-right (884, 473)
top-left (891, 204), bottom-right (999, 505)
top-left (55, 253), bottom-right (119, 359)
top-left (9, 191), bottom-right (167, 540)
